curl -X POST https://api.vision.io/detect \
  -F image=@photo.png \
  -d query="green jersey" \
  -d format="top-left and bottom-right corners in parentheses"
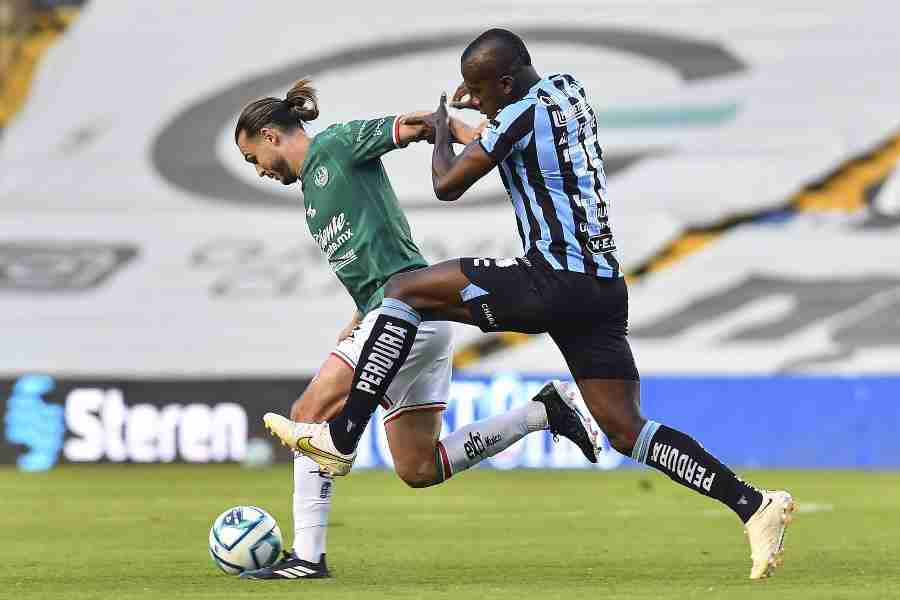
top-left (300, 115), bottom-right (428, 315)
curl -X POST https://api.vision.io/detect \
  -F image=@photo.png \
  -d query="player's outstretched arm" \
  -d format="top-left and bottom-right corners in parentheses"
top-left (399, 113), bottom-right (485, 145)
top-left (429, 92), bottom-right (495, 202)
top-left (396, 111), bottom-right (435, 146)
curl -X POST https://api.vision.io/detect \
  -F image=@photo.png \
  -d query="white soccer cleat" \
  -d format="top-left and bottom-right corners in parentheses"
top-left (263, 413), bottom-right (356, 476)
top-left (745, 490), bottom-right (796, 580)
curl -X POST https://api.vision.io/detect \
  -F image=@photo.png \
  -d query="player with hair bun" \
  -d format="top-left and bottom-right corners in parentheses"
top-left (233, 77), bottom-right (600, 580)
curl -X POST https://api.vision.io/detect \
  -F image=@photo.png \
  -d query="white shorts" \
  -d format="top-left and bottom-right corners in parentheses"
top-left (331, 312), bottom-right (453, 423)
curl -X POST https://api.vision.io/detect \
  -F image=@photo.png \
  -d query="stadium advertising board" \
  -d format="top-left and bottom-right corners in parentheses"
top-left (3, 373), bottom-right (899, 471)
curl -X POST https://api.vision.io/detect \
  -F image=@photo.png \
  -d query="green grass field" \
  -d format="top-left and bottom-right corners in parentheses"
top-left (2, 466), bottom-right (898, 599)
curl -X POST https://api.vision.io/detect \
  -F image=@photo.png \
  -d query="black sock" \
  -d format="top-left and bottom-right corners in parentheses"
top-left (633, 421), bottom-right (763, 523)
top-left (330, 300), bottom-right (420, 454)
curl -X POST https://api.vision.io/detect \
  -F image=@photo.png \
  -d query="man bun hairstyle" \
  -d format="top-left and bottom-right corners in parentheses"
top-left (284, 77), bottom-right (319, 122)
top-left (235, 77), bottom-right (319, 142)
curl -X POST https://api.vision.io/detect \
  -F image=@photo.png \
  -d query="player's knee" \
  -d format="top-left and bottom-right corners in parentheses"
top-left (394, 457), bottom-right (440, 489)
top-left (384, 271), bottom-right (418, 304)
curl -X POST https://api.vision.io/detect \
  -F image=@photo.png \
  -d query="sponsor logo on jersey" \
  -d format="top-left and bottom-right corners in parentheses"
top-left (312, 212), bottom-right (355, 266)
top-left (306, 205), bottom-right (316, 218)
top-left (330, 249), bottom-right (358, 273)
top-left (587, 233), bottom-right (617, 255)
top-left (314, 166), bottom-right (329, 187)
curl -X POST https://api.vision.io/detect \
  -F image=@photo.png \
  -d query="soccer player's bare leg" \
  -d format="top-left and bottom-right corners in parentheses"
top-left (574, 377), bottom-right (796, 579)
top-left (383, 408), bottom-right (443, 488)
top-left (575, 377), bottom-right (765, 520)
top-left (384, 259), bottom-right (474, 323)
top-left (281, 346), bottom-right (588, 574)
top-left (326, 260), bottom-right (474, 454)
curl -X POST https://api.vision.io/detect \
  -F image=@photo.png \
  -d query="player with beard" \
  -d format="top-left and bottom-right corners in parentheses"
top-left (276, 30), bottom-right (797, 581)
top-left (233, 77), bottom-right (600, 580)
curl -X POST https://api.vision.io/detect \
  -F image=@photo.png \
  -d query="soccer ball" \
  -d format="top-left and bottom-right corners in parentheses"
top-left (208, 506), bottom-right (283, 575)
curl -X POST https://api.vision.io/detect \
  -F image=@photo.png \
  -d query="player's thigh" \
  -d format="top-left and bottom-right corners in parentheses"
top-left (547, 272), bottom-right (636, 381)
top-left (382, 320), bottom-right (453, 417)
top-left (383, 320), bottom-right (453, 485)
top-left (457, 256), bottom-right (549, 333)
top-left (384, 407), bottom-right (444, 484)
top-left (386, 260), bottom-right (474, 322)
top-left (291, 354), bottom-right (353, 422)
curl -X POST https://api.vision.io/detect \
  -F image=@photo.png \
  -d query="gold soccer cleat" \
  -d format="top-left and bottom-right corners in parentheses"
top-left (745, 490), bottom-right (797, 580)
top-left (263, 413), bottom-right (356, 476)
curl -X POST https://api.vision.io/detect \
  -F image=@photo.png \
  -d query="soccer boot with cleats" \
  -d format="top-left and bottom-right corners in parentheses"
top-left (263, 413), bottom-right (355, 476)
top-left (240, 551), bottom-right (329, 580)
top-left (533, 380), bottom-right (600, 463)
top-left (745, 490), bottom-right (796, 580)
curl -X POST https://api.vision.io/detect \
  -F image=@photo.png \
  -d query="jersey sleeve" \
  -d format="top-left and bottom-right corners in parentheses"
top-left (346, 116), bottom-right (400, 164)
top-left (478, 102), bottom-right (535, 162)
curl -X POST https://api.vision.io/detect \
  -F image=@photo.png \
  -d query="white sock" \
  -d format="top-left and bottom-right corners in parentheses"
top-left (436, 401), bottom-right (547, 479)
top-left (292, 453), bottom-right (333, 563)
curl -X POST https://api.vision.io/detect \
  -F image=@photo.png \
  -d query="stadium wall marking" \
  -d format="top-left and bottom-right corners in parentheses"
top-left (152, 27), bottom-right (744, 211)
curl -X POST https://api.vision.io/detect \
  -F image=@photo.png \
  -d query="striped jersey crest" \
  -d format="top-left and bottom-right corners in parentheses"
top-left (479, 73), bottom-right (620, 278)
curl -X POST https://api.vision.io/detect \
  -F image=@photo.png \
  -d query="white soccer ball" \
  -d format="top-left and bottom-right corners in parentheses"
top-left (208, 506), bottom-right (283, 575)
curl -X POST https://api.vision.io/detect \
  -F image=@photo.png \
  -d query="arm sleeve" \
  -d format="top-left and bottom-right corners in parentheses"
top-left (478, 103), bottom-right (535, 163)
top-left (347, 116), bottom-right (400, 163)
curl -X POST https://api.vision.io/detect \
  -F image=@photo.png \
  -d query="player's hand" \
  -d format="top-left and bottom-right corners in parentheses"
top-left (434, 91), bottom-right (449, 133)
top-left (448, 117), bottom-right (486, 145)
top-left (400, 94), bottom-right (450, 144)
top-left (450, 82), bottom-right (480, 111)
top-left (337, 312), bottom-right (361, 342)
top-left (397, 110), bottom-right (435, 144)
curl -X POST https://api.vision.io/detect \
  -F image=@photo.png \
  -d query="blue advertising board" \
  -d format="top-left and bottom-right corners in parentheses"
top-left (355, 373), bottom-right (900, 471)
top-left (3, 374), bottom-right (899, 470)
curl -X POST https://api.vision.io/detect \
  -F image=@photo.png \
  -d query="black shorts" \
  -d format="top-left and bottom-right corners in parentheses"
top-left (459, 251), bottom-right (639, 381)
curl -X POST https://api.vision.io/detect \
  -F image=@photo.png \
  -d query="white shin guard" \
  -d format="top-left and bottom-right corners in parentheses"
top-left (292, 453), bottom-right (334, 562)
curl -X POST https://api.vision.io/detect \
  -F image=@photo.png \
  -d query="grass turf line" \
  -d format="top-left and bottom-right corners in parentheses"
top-left (1, 466), bottom-right (898, 599)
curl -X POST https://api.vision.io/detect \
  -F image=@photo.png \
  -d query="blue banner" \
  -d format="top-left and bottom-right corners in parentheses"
top-left (355, 373), bottom-right (900, 470)
top-left (4, 374), bottom-right (899, 470)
